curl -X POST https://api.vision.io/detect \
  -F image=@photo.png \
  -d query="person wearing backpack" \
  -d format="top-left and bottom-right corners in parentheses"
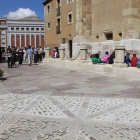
top-left (131, 54), bottom-right (138, 67)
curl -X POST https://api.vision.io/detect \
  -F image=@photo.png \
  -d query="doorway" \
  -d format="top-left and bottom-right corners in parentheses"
top-left (69, 40), bottom-right (72, 58)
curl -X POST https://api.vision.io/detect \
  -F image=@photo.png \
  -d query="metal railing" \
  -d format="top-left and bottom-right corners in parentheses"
top-left (56, 25), bottom-right (61, 34)
top-left (56, 7), bottom-right (61, 16)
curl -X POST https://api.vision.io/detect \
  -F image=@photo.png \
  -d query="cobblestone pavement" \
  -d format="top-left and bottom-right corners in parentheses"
top-left (0, 61), bottom-right (140, 140)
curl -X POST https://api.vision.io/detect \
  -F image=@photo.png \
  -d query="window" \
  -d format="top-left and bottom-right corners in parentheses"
top-left (26, 28), bottom-right (29, 31)
top-left (104, 31), bottom-right (113, 40)
top-left (1, 30), bottom-right (5, 34)
top-left (48, 23), bottom-right (50, 29)
top-left (57, 0), bottom-right (60, 6)
top-left (56, 0), bottom-right (61, 16)
top-left (56, 18), bottom-right (61, 34)
top-left (47, 5), bottom-right (50, 14)
top-left (21, 28), bottom-right (24, 31)
top-left (16, 28), bottom-right (19, 31)
top-left (67, 12), bottom-right (73, 24)
top-left (2, 38), bottom-right (5, 42)
top-left (31, 28), bottom-right (34, 31)
top-left (41, 28), bottom-right (44, 31)
top-left (1, 22), bottom-right (5, 25)
top-left (96, 35), bottom-right (99, 39)
top-left (119, 33), bottom-right (122, 38)
top-left (69, 14), bottom-right (72, 23)
top-left (11, 28), bottom-right (14, 31)
top-left (36, 28), bottom-right (39, 31)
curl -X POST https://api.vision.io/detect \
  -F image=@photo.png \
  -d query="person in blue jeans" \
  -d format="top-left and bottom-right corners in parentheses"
top-left (125, 53), bottom-right (131, 67)
top-left (34, 47), bottom-right (38, 63)
top-left (28, 46), bottom-right (33, 66)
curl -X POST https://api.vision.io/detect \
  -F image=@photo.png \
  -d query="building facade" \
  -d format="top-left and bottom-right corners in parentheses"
top-left (7, 16), bottom-right (45, 48)
top-left (43, 0), bottom-right (140, 58)
top-left (0, 18), bottom-right (7, 58)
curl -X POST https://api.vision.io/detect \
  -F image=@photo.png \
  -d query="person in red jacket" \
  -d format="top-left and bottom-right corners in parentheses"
top-left (131, 54), bottom-right (138, 67)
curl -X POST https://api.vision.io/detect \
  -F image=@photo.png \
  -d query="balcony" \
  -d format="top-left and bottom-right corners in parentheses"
top-left (56, 25), bottom-right (61, 34)
top-left (56, 7), bottom-right (61, 16)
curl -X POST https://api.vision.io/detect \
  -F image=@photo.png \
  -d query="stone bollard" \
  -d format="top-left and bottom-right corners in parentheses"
top-left (59, 46), bottom-right (65, 59)
top-left (80, 46), bottom-right (87, 60)
top-left (112, 46), bottom-right (127, 68)
top-left (45, 47), bottom-right (50, 58)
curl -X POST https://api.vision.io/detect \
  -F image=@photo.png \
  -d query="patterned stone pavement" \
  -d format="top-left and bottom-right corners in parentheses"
top-left (0, 61), bottom-right (140, 140)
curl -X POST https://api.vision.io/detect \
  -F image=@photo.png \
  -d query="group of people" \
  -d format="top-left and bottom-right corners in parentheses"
top-left (91, 51), bottom-right (115, 64)
top-left (51, 47), bottom-right (60, 59)
top-left (91, 51), bottom-right (140, 67)
top-left (125, 53), bottom-right (140, 67)
top-left (6, 46), bottom-right (45, 68)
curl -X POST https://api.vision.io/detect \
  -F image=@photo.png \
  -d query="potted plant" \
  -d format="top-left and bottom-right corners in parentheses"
top-left (0, 69), bottom-right (4, 82)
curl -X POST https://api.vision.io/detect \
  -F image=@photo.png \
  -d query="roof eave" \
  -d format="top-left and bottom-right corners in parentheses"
top-left (43, 0), bottom-right (52, 6)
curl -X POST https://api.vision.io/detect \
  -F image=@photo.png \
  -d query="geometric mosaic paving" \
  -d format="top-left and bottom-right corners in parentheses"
top-left (86, 98), bottom-right (128, 116)
top-left (54, 96), bottom-right (84, 116)
top-left (1, 61), bottom-right (140, 139)
top-left (28, 97), bottom-right (68, 118)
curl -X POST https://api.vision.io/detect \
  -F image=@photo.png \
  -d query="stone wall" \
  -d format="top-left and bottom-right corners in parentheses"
top-left (123, 0), bottom-right (140, 39)
top-left (92, 0), bottom-right (123, 42)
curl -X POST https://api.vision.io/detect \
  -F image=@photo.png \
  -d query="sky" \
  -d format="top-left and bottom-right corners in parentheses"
top-left (0, 0), bottom-right (45, 20)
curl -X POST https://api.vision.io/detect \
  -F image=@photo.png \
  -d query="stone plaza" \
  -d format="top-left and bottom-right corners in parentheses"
top-left (0, 60), bottom-right (140, 140)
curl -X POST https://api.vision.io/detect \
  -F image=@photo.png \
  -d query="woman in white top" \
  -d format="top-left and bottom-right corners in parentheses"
top-left (23, 47), bottom-right (28, 62)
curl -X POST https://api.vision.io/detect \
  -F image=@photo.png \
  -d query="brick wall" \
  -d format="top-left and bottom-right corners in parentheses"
top-left (26, 35), bottom-right (30, 47)
top-left (21, 34), bottom-right (25, 47)
top-left (31, 34), bottom-right (34, 47)
top-left (16, 34), bottom-right (20, 47)
top-left (11, 34), bottom-right (15, 47)
top-left (41, 35), bottom-right (44, 47)
top-left (36, 34), bottom-right (39, 47)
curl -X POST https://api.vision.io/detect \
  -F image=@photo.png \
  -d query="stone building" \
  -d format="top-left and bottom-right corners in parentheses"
top-left (7, 16), bottom-right (45, 48)
top-left (0, 18), bottom-right (7, 58)
top-left (43, 0), bottom-right (140, 58)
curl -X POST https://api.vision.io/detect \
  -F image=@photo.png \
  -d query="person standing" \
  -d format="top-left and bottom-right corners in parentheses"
top-left (39, 47), bottom-right (43, 61)
top-left (23, 47), bottom-right (28, 63)
top-left (34, 47), bottom-right (38, 63)
top-left (18, 48), bottom-right (23, 65)
top-left (6, 47), bottom-right (12, 68)
top-left (28, 46), bottom-right (33, 66)
top-left (12, 48), bottom-right (17, 65)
